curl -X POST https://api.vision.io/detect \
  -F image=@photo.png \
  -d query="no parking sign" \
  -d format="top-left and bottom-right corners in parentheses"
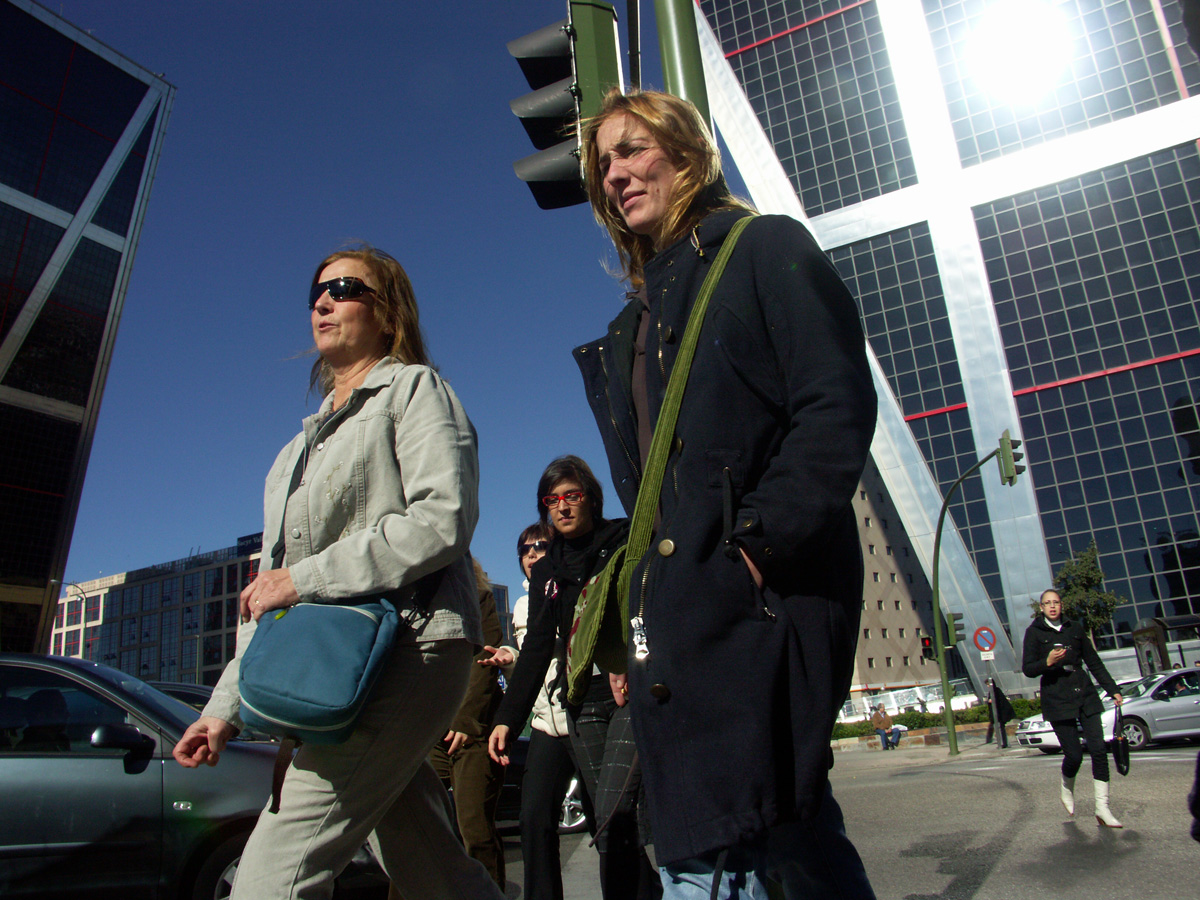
top-left (974, 626), bottom-right (996, 652)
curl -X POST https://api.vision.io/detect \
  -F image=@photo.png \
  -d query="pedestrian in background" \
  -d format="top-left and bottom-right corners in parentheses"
top-left (480, 522), bottom-right (591, 900)
top-left (576, 88), bottom-right (877, 900)
top-left (489, 456), bottom-right (659, 900)
top-left (417, 557), bottom-right (508, 891)
top-left (173, 245), bottom-right (502, 900)
top-left (870, 704), bottom-right (900, 751)
top-left (1022, 589), bottom-right (1124, 828)
top-left (984, 678), bottom-right (1014, 748)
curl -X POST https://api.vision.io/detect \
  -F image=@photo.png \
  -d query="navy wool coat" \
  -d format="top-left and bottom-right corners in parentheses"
top-left (573, 210), bottom-right (877, 865)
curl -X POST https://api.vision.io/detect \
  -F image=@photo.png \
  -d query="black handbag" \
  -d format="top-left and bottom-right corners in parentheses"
top-left (1112, 706), bottom-right (1130, 776)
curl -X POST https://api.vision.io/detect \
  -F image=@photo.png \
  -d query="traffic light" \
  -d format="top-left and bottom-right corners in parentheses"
top-left (920, 635), bottom-right (935, 660)
top-left (507, 0), bottom-right (623, 209)
top-left (947, 612), bottom-right (966, 646)
top-left (997, 428), bottom-right (1025, 486)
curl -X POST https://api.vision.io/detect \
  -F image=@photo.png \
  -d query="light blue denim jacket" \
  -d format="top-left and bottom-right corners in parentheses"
top-left (204, 358), bottom-right (481, 726)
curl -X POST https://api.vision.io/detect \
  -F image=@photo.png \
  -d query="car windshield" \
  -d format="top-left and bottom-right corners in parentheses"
top-left (1119, 675), bottom-right (1161, 699)
top-left (84, 661), bottom-right (200, 728)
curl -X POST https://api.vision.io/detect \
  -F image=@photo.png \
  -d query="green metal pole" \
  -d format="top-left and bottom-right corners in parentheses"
top-left (931, 449), bottom-right (999, 756)
top-left (653, 0), bottom-right (709, 123)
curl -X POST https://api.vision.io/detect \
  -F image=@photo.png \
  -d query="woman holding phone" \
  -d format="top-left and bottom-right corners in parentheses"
top-left (1022, 589), bottom-right (1124, 827)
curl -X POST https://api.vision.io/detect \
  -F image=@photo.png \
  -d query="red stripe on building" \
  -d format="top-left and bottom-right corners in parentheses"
top-left (725, 0), bottom-right (873, 59)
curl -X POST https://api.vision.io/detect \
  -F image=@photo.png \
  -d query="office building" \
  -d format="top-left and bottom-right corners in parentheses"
top-left (50, 536), bottom-right (510, 687)
top-left (0, 0), bottom-right (175, 652)
top-left (694, 0), bottom-right (1200, 692)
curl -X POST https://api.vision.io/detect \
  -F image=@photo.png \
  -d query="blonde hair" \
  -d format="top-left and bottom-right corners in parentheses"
top-left (308, 244), bottom-right (432, 396)
top-left (580, 89), bottom-right (751, 286)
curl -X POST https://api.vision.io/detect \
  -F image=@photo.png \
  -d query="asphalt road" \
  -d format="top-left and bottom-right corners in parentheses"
top-left (832, 743), bottom-right (1198, 900)
top-left (508, 740), bottom-right (1199, 900)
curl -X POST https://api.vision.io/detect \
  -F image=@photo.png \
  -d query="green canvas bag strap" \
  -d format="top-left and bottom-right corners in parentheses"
top-left (620, 214), bottom-right (756, 587)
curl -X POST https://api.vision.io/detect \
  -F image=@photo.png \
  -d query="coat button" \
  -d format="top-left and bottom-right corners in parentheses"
top-left (673, 436), bottom-right (684, 454)
top-left (291, 528), bottom-right (302, 539)
top-left (315, 441), bottom-right (324, 451)
top-left (658, 539), bottom-right (675, 556)
top-left (663, 325), bottom-right (675, 343)
top-left (650, 683), bottom-right (671, 700)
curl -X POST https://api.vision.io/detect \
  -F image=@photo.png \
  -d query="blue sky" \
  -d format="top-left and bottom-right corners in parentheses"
top-left (56, 0), bottom-right (686, 594)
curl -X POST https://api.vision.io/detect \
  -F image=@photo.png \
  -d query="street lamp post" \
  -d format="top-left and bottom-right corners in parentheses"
top-left (930, 431), bottom-right (1027, 756)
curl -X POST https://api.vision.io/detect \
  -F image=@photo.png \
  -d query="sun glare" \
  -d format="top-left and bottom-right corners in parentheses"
top-left (967, 0), bottom-right (1074, 106)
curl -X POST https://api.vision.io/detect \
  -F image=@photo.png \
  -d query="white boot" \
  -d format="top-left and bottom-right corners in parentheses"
top-left (1094, 779), bottom-right (1122, 828)
top-left (1060, 774), bottom-right (1075, 817)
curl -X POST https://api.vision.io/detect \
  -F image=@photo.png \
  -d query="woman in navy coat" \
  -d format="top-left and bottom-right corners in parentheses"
top-left (574, 89), bottom-right (877, 899)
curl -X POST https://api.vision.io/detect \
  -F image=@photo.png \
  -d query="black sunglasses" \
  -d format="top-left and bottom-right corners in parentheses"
top-left (309, 277), bottom-right (376, 310)
top-left (519, 540), bottom-right (550, 556)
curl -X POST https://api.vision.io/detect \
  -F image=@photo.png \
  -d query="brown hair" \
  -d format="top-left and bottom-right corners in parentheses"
top-left (516, 521), bottom-right (555, 566)
top-left (580, 89), bottom-right (751, 286)
top-left (308, 244), bottom-right (432, 396)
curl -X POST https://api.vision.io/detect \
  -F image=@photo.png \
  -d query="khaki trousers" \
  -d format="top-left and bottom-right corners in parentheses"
top-left (231, 638), bottom-right (505, 900)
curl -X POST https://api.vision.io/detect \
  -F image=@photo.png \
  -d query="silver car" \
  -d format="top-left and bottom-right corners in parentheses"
top-left (1102, 669), bottom-right (1200, 750)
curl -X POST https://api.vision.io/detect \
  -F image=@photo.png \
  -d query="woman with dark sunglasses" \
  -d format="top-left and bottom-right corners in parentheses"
top-left (488, 456), bottom-right (660, 900)
top-left (173, 245), bottom-right (502, 900)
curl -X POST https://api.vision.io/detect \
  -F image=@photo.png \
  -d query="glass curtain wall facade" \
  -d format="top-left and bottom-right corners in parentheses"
top-left (695, 0), bottom-right (1200, 689)
top-left (0, 0), bottom-right (175, 651)
top-left (49, 534), bottom-right (512, 688)
top-left (50, 539), bottom-right (262, 686)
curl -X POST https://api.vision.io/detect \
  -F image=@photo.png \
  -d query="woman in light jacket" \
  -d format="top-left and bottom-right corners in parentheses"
top-left (172, 245), bottom-right (503, 900)
top-left (1022, 589), bottom-right (1124, 827)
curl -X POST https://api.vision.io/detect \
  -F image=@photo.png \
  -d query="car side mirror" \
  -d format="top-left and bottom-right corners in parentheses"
top-left (1152, 691), bottom-right (1171, 702)
top-left (92, 723), bottom-right (156, 753)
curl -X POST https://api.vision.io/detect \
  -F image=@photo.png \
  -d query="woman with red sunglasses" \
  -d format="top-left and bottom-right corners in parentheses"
top-left (488, 455), bottom-right (660, 900)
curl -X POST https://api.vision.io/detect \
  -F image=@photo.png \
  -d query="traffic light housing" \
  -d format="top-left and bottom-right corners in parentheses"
top-left (507, 1), bottom-right (623, 209)
top-left (997, 428), bottom-right (1025, 486)
top-left (947, 612), bottom-right (966, 646)
top-left (920, 635), bottom-right (935, 660)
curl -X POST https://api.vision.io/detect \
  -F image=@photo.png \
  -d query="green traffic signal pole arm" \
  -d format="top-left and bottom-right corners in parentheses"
top-left (930, 447), bottom-right (1000, 756)
top-left (654, 0), bottom-right (709, 124)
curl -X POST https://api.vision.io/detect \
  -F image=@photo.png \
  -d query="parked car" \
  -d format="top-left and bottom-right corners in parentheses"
top-left (0, 653), bottom-right (384, 900)
top-left (1015, 713), bottom-right (1065, 753)
top-left (1101, 669), bottom-right (1200, 750)
top-left (496, 734), bottom-right (588, 833)
top-left (148, 681), bottom-right (276, 744)
top-left (153, 681), bottom-right (588, 833)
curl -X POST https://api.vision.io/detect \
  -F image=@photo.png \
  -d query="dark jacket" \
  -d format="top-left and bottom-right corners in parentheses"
top-left (494, 518), bottom-right (629, 733)
top-left (573, 210), bottom-right (876, 865)
top-left (449, 578), bottom-right (505, 738)
top-left (1021, 615), bottom-right (1119, 721)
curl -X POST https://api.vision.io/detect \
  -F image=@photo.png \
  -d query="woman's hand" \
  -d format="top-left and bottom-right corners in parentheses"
top-left (173, 716), bottom-right (236, 768)
top-left (1113, 692), bottom-right (1123, 707)
top-left (488, 724), bottom-right (511, 765)
top-left (610, 671), bottom-right (628, 707)
top-left (477, 646), bottom-right (514, 668)
top-left (1046, 647), bottom-right (1068, 667)
top-left (240, 568), bottom-right (300, 622)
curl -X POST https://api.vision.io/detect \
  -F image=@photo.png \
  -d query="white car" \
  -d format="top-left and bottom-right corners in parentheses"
top-left (1015, 713), bottom-right (1063, 753)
